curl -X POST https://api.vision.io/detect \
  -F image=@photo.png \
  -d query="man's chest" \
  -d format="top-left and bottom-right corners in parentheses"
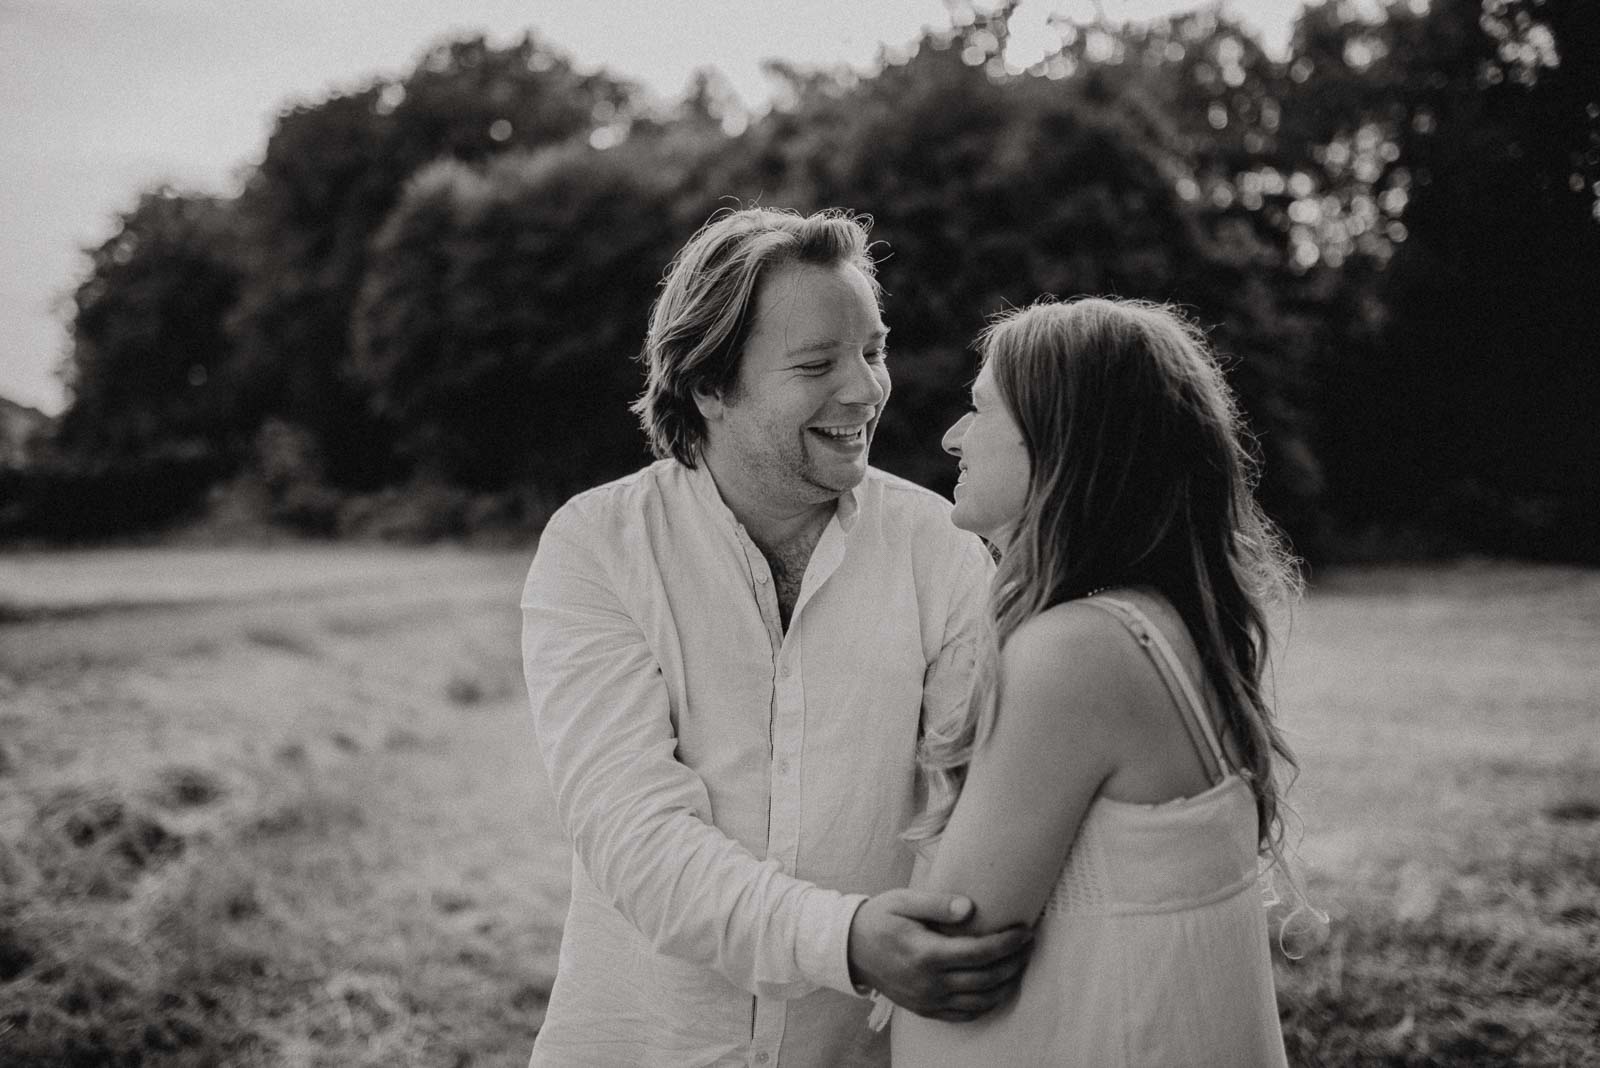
top-left (629, 528), bottom-right (932, 703)
top-left (641, 545), bottom-right (933, 857)
top-left (763, 535), bottom-right (818, 626)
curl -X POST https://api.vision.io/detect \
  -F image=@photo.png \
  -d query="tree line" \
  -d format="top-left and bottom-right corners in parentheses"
top-left (5, 0), bottom-right (1596, 562)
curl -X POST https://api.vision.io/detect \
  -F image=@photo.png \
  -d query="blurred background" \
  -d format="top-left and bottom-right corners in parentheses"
top-left (1, 1), bottom-right (1596, 1064)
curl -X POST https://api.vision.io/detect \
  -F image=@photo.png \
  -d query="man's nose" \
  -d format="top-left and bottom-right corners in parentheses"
top-left (838, 354), bottom-right (888, 407)
top-left (942, 413), bottom-right (971, 457)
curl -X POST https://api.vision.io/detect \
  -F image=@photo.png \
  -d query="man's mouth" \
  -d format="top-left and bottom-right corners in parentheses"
top-left (809, 424), bottom-right (868, 447)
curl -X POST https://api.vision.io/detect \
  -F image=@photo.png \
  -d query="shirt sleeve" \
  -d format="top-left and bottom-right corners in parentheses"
top-left (521, 506), bottom-right (869, 1000)
top-left (921, 534), bottom-right (995, 738)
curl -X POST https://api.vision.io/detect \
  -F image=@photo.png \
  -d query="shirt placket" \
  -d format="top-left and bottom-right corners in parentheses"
top-left (760, 522), bottom-right (850, 1067)
top-left (753, 614), bottom-right (808, 1065)
top-left (734, 522), bottom-right (794, 1066)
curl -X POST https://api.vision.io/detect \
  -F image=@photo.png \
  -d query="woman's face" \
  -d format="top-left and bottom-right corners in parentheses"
top-left (942, 361), bottom-right (1031, 541)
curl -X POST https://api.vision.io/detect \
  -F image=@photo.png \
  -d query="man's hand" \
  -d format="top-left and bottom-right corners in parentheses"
top-left (848, 889), bottom-right (1033, 1022)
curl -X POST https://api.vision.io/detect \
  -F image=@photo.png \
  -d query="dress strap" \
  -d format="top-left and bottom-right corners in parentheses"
top-left (1083, 595), bottom-right (1231, 782)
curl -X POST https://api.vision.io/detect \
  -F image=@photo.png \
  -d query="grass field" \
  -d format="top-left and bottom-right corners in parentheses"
top-left (0, 548), bottom-right (1595, 1066)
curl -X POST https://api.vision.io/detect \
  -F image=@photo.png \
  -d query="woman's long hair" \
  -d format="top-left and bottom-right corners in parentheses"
top-left (906, 297), bottom-right (1302, 874)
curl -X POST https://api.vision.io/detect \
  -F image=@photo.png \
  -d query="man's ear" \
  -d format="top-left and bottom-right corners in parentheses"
top-left (693, 387), bottom-right (725, 424)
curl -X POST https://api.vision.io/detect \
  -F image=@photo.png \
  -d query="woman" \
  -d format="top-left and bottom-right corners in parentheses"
top-left (888, 297), bottom-right (1299, 1066)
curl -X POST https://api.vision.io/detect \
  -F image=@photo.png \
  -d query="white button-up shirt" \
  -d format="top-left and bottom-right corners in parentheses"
top-left (521, 459), bottom-right (992, 1068)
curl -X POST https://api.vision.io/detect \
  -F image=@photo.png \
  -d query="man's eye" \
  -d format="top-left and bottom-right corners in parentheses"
top-left (866, 348), bottom-right (889, 363)
top-left (797, 362), bottom-right (831, 374)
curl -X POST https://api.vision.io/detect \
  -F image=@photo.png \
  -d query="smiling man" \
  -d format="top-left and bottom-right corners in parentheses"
top-left (519, 209), bottom-right (1028, 1066)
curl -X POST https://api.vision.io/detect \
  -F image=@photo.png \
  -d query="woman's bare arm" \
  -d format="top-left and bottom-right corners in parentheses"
top-left (918, 604), bottom-right (1133, 934)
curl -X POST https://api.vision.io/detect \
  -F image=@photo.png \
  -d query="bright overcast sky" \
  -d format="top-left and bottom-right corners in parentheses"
top-left (0, 0), bottom-right (1300, 414)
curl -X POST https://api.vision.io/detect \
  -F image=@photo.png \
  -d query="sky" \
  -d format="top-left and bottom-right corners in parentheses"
top-left (0, 0), bottom-right (1300, 415)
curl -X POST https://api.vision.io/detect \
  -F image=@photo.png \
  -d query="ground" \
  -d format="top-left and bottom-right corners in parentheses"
top-left (0, 549), bottom-right (1595, 1066)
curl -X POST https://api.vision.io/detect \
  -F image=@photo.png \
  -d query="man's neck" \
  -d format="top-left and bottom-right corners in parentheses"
top-left (700, 452), bottom-right (838, 553)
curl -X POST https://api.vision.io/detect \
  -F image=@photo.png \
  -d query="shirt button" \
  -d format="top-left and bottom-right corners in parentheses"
top-left (757, 572), bottom-right (769, 585)
top-left (780, 664), bottom-right (792, 678)
top-left (755, 1053), bottom-right (770, 1064)
top-left (778, 759), bottom-right (791, 775)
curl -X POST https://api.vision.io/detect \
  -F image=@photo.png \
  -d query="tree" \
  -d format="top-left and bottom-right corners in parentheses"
top-left (1280, 0), bottom-right (1600, 557)
top-left (57, 188), bottom-right (245, 461)
top-left (351, 143), bottom-right (679, 492)
top-left (228, 33), bottom-right (640, 488)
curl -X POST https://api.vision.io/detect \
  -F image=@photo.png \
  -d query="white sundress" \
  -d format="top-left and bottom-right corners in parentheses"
top-left (890, 595), bottom-right (1290, 1067)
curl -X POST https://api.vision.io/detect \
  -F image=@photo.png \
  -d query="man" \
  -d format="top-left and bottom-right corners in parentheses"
top-left (521, 208), bottom-right (1028, 1067)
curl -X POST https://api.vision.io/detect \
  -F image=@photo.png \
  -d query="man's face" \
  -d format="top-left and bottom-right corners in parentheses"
top-left (701, 261), bottom-right (890, 508)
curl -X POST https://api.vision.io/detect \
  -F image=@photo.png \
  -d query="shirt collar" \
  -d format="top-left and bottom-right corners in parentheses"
top-left (682, 459), bottom-right (863, 537)
top-left (834, 480), bottom-right (862, 533)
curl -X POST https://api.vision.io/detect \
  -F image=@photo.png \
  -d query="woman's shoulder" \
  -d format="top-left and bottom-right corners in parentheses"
top-left (985, 599), bottom-right (1152, 772)
top-left (1001, 597), bottom-right (1149, 703)
top-left (1008, 595), bottom-right (1137, 662)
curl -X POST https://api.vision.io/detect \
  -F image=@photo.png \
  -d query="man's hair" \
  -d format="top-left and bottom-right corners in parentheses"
top-left (632, 207), bottom-right (879, 466)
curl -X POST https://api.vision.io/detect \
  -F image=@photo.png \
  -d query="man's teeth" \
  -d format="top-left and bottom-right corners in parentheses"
top-left (814, 426), bottom-right (864, 440)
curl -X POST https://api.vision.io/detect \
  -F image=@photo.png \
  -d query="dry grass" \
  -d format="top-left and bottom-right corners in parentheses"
top-left (0, 550), bottom-right (1595, 1065)
top-left (1271, 563), bottom-right (1600, 1066)
top-left (0, 547), bottom-right (565, 1067)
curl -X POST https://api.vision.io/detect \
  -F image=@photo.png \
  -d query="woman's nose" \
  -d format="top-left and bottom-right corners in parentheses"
top-left (942, 413), bottom-right (971, 457)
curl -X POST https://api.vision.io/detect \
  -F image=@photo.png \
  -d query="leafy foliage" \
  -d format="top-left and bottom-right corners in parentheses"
top-left (351, 144), bottom-right (676, 490)
top-left (29, 3), bottom-right (1600, 557)
top-left (227, 34), bottom-right (640, 489)
top-left (57, 189), bottom-right (245, 461)
top-left (1281, 0), bottom-right (1600, 559)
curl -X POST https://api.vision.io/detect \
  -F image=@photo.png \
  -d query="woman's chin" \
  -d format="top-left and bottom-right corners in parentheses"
top-left (950, 504), bottom-right (1002, 544)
